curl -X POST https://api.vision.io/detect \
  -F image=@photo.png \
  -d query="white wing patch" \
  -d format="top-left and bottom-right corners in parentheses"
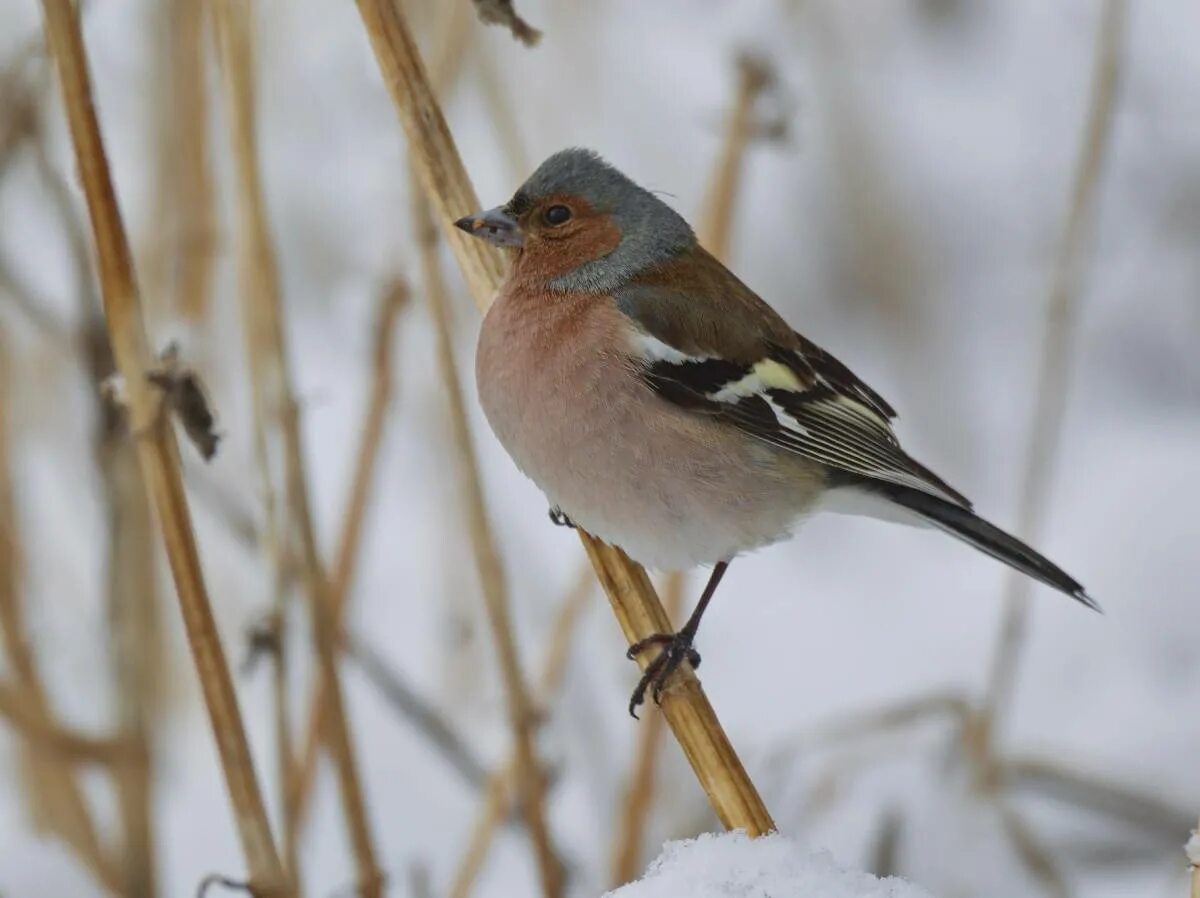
top-left (633, 332), bottom-right (707, 366)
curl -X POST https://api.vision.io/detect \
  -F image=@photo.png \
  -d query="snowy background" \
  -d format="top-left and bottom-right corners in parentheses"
top-left (1, 0), bottom-right (1198, 896)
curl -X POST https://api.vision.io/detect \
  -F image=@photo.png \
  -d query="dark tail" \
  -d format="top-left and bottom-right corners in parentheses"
top-left (873, 483), bottom-right (1100, 612)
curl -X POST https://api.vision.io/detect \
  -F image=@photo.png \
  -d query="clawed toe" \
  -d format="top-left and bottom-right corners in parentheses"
top-left (627, 631), bottom-right (701, 718)
top-left (547, 506), bottom-right (576, 528)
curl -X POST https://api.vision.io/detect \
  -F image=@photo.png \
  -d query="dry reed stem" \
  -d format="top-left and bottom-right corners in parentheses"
top-left (609, 573), bottom-right (684, 887)
top-left (995, 800), bottom-right (1068, 898)
top-left (86, 317), bottom-right (160, 897)
top-left (980, 0), bottom-right (1127, 739)
top-left (427, 0), bottom-right (473, 95)
top-left (471, 41), bottom-right (531, 183)
top-left (211, 0), bottom-right (298, 876)
top-left (0, 336), bottom-right (122, 893)
top-left (1004, 755), bottom-right (1195, 840)
top-left (209, 2), bottom-right (381, 893)
top-left (142, 0), bottom-right (214, 323)
top-left (697, 55), bottom-right (774, 256)
top-left (343, 628), bottom-right (489, 789)
top-left (38, 0), bottom-right (289, 891)
top-left (0, 680), bottom-right (141, 765)
top-left (170, 0), bottom-right (216, 322)
top-left (447, 767), bottom-right (512, 898)
top-left (289, 280), bottom-right (408, 828)
top-left (446, 566), bottom-right (594, 898)
top-left (413, 187), bottom-right (563, 898)
top-left (66, 119), bottom-right (162, 892)
top-left (353, 0), bottom-right (775, 838)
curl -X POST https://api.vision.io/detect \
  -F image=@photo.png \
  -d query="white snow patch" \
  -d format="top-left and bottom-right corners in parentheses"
top-left (1186, 830), bottom-right (1200, 866)
top-left (604, 832), bottom-right (933, 898)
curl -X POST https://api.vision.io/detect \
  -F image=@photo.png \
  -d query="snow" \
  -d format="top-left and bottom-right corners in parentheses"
top-left (607, 833), bottom-right (931, 898)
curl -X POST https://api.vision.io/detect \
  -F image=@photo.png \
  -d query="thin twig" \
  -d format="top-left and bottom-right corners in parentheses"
top-left (980, 0), bottom-right (1127, 739)
top-left (995, 799), bottom-right (1069, 898)
top-left (446, 566), bottom-right (594, 898)
top-left (38, 0), bottom-right (289, 891)
top-left (210, 2), bottom-right (381, 893)
top-left (353, 0), bottom-right (775, 838)
top-left (696, 54), bottom-right (776, 256)
top-left (413, 186), bottom-right (563, 898)
top-left (1004, 755), bottom-right (1196, 840)
top-left (342, 629), bottom-right (489, 790)
top-left (289, 280), bottom-right (408, 829)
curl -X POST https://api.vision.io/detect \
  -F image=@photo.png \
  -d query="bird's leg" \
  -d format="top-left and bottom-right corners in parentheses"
top-left (547, 505), bottom-right (575, 528)
top-left (626, 561), bottom-right (729, 718)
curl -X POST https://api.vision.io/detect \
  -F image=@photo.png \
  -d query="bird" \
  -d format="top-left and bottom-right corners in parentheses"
top-left (456, 148), bottom-right (1098, 717)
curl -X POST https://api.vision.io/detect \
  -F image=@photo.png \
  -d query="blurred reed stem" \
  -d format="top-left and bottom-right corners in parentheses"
top-left (353, 0), bottom-right (775, 839)
top-left (210, 1), bottom-right (381, 893)
top-left (54, 89), bottom-right (165, 890)
top-left (413, 186), bottom-right (564, 898)
top-left (290, 280), bottom-right (408, 831)
top-left (980, 0), bottom-right (1127, 745)
top-left (446, 565), bottom-right (594, 898)
top-left (143, 0), bottom-right (214, 324)
top-left (0, 334), bottom-right (122, 893)
top-left (342, 628), bottom-right (490, 790)
top-left (85, 310), bottom-right (161, 898)
top-left (37, 0), bottom-right (289, 891)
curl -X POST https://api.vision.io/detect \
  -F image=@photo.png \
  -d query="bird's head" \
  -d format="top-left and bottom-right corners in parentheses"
top-left (455, 148), bottom-right (695, 292)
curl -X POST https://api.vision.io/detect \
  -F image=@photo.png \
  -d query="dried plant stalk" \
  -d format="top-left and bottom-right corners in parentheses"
top-left (343, 628), bottom-right (489, 789)
top-left (0, 337), bottom-right (122, 893)
top-left (37, 0), bottom-right (289, 891)
top-left (290, 281), bottom-right (407, 827)
top-left (446, 566), bottom-right (594, 898)
top-left (143, 0), bottom-right (214, 323)
top-left (0, 680), bottom-right (140, 765)
top-left (414, 188), bottom-right (563, 898)
top-left (353, 0), bottom-right (775, 838)
top-left (980, 0), bottom-right (1127, 737)
top-left (210, 1), bottom-right (381, 893)
top-left (697, 55), bottom-right (773, 256)
top-left (170, 0), bottom-right (216, 322)
top-left (88, 322), bottom-right (160, 898)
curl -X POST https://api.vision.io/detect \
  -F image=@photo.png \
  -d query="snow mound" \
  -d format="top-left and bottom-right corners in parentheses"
top-left (605, 832), bottom-right (933, 898)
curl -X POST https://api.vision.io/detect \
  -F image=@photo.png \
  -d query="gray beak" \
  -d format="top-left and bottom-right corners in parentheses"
top-left (453, 206), bottom-right (523, 247)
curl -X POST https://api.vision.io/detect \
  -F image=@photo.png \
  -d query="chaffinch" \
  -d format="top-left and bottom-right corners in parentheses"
top-left (457, 148), bottom-right (1096, 716)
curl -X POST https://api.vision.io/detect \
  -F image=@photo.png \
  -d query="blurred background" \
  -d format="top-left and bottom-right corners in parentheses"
top-left (1, 0), bottom-right (1197, 896)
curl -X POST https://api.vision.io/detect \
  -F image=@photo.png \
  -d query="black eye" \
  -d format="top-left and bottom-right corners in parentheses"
top-left (543, 204), bottom-right (572, 226)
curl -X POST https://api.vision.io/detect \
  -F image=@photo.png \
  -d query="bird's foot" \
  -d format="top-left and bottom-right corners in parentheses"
top-left (626, 631), bottom-right (701, 718)
top-left (547, 506), bottom-right (575, 528)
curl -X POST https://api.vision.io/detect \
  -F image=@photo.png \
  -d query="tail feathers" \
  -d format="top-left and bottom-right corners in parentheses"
top-left (870, 482), bottom-right (1100, 612)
